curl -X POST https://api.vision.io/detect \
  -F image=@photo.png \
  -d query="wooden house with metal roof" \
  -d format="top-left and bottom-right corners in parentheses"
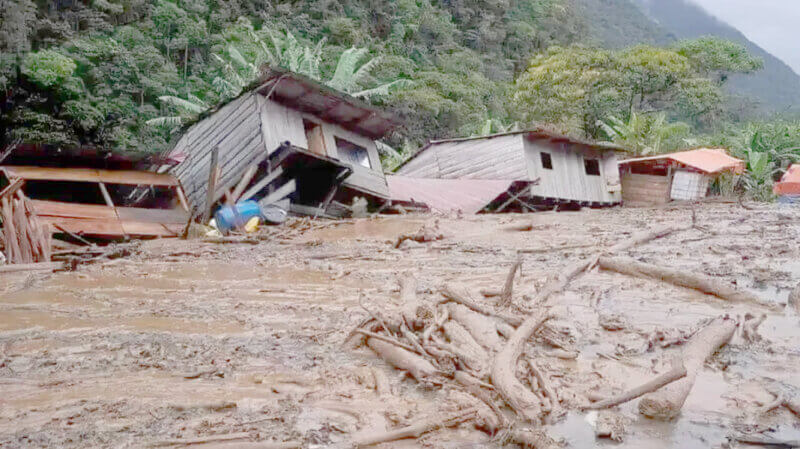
top-left (166, 67), bottom-right (400, 218)
top-left (395, 130), bottom-right (625, 209)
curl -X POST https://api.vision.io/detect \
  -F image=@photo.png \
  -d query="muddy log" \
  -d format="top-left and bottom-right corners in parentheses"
top-left (638, 317), bottom-right (738, 420)
top-left (366, 338), bottom-right (437, 382)
top-left (446, 303), bottom-right (505, 352)
top-left (352, 409), bottom-right (476, 447)
top-left (400, 274), bottom-right (431, 330)
top-left (441, 283), bottom-right (522, 327)
top-left (490, 309), bottom-right (552, 422)
top-left (531, 258), bottom-right (597, 307)
top-left (585, 357), bottom-right (687, 410)
top-left (597, 256), bottom-right (776, 310)
top-left (607, 225), bottom-right (685, 253)
top-left (499, 258), bottom-right (522, 308)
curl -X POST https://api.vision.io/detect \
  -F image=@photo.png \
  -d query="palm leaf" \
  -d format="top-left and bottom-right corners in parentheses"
top-left (352, 55), bottom-right (382, 85)
top-left (352, 79), bottom-right (413, 99)
top-left (146, 116), bottom-right (184, 127)
top-left (158, 95), bottom-right (207, 114)
top-left (329, 48), bottom-right (368, 92)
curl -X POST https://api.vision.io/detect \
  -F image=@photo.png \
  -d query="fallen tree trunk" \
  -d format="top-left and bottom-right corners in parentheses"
top-left (400, 274), bottom-right (431, 330)
top-left (366, 338), bottom-right (437, 382)
top-left (353, 409), bottom-right (476, 447)
top-left (598, 256), bottom-right (776, 310)
top-left (446, 303), bottom-right (504, 352)
top-left (639, 316), bottom-right (738, 420)
top-left (607, 225), bottom-right (684, 253)
top-left (585, 358), bottom-right (687, 410)
top-left (492, 258), bottom-right (593, 422)
top-left (441, 283), bottom-right (522, 327)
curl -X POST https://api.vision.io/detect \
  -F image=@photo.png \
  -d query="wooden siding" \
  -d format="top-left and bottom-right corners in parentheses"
top-left (524, 139), bottom-right (620, 203)
top-left (31, 200), bottom-right (186, 237)
top-left (621, 173), bottom-right (670, 205)
top-left (397, 134), bottom-right (527, 180)
top-left (171, 93), bottom-right (266, 212)
top-left (258, 95), bottom-right (308, 153)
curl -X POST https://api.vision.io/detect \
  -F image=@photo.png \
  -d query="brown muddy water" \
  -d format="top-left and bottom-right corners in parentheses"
top-left (0, 203), bottom-right (798, 448)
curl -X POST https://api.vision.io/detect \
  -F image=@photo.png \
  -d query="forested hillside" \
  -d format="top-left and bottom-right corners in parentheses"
top-left (1, 0), bottom-right (799, 190)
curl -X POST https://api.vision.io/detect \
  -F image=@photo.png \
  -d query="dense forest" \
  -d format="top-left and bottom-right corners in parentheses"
top-left (1, 0), bottom-right (799, 197)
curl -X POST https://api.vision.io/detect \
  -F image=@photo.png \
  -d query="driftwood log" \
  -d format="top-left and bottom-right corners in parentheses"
top-left (598, 256), bottom-right (776, 310)
top-left (606, 225), bottom-right (685, 253)
top-left (365, 338), bottom-right (437, 382)
top-left (789, 283), bottom-right (800, 315)
top-left (584, 357), bottom-right (687, 410)
top-left (353, 409), bottom-right (476, 447)
top-left (446, 302), bottom-right (504, 352)
top-left (499, 258), bottom-right (522, 308)
top-left (638, 316), bottom-right (738, 420)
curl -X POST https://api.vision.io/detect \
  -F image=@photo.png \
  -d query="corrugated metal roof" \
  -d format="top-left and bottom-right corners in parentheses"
top-left (618, 149), bottom-right (745, 174)
top-left (386, 175), bottom-right (518, 213)
top-left (775, 164), bottom-right (800, 195)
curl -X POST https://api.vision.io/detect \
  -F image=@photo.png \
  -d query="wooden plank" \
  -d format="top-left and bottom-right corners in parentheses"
top-left (240, 167), bottom-right (283, 202)
top-left (41, 217), bottom-right (125, 236)
top-left (1, 197), bottom-right (19, 263)
top-left (230, 165), bottom-right (259, 203)
top-left (13, 197), bottom-right (33, 263)
top-left (116, 207), bottom-right (188, 224)
top-left (120, 221), bottom-right (182, 237)
top-left (95, 169), bottom-right (179, 186)
top-left (203, 146), bottom-right (220, 223)
top-left (30, 200), bottom-right (117, 220)
top-left (0, 177), bottom-right (24, 200)
top-left (175, 185), bottom-right (190, 212)
top-left (259, 179), bottom-right (296, 206)
top-left (98, 182), bottom-right (115, 207)
top-left (0, 166), bottom-right (179, 186)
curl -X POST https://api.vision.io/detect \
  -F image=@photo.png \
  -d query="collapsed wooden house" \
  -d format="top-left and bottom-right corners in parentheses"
top-left (393, 130), bottom-right (625, 210)
top-left (618, 149), bottom-right (745, 206)
top-left (165, 67), bottom-right (401, 219)
top-left (0, 166), bottom-right (189, 263)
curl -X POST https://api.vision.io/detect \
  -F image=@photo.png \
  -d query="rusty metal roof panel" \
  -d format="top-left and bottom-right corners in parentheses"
top-left (386, 175), bottom-right (518, 214)
top-left (775, 164), bottom-right (800, 195)
top-left (618, 149), bottom-right (745, 174)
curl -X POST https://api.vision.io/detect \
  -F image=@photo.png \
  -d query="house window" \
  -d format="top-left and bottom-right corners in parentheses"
top-left (335, 137), bottom-right (371, 169)
top-left (584, 158), bottom-right (601, 176)
top-left (304, 120), bottom-right (326, 156)
top-left (540, 152), bottom-right (553, 170)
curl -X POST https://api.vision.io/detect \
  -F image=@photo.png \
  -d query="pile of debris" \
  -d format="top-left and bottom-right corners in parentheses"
top-left (343, 222), bottom-right (781, 447)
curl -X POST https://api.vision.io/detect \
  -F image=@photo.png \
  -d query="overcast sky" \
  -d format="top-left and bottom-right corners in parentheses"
top-left (689, 0), bottom-right (800, 75)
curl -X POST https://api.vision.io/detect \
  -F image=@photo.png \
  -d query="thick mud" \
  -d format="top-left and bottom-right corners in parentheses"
top-left (1, 203), bottom-right (798, 448)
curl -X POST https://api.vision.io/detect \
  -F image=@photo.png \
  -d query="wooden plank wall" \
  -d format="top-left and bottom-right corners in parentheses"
top-left (621, 173), bottom-right (671, 205)
top-left (170, 93), bottom-right (266, 213)
top-left (524, 139), bottom-right (621, 203)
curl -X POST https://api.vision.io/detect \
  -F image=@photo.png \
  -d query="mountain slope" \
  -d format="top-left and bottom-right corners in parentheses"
top-left (635, 0), bottom-right (800, 114)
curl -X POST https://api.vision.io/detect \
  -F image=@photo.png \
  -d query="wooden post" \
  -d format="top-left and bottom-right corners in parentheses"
top-left (1, 197), bottom-right (19, 263)
top-left (98, 182), bottom-right (115, 208)
top-left (203, 146), bottom-right (219, 224)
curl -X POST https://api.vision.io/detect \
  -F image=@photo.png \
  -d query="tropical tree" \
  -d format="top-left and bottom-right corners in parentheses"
top-left (598, 112), bottom-right (691, 155)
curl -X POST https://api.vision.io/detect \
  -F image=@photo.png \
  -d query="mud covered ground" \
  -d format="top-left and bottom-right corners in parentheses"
top-left (1, 203), bottom-right (799, 448)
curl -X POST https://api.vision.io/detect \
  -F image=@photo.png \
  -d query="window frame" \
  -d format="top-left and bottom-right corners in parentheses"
top-left (334, 137), bottom-right (372, 169)
top-left (540, 152), bottom-right (553, 170)
top-left (584, 158), bottom-right (601, 176)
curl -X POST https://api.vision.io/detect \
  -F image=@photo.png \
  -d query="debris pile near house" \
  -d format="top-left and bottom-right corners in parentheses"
top-left (618, 148), bottom-right (744, 206)
top-left (0, 165), bottom-right (189, 264)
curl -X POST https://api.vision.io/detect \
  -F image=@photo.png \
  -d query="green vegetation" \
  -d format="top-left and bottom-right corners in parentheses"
top-left (0, 0), bottom-right (798, 198)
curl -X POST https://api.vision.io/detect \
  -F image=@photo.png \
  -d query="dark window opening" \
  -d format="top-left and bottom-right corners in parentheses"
top-left (540, 152), bottom-right (553, 170)
top-left (335, 137), bottom-right (371, 169)
top-left (584, 159), bottom-right (601, 176)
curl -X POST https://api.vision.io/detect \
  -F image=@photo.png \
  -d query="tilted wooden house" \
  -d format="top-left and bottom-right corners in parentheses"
top-left (395, 130), bottom-right (625, 208)
top-left (167, 67), bottom-right (400, 217)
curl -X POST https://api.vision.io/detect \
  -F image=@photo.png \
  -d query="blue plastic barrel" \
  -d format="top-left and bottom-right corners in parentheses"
top-left (214, 200), bottom-right (262, 232)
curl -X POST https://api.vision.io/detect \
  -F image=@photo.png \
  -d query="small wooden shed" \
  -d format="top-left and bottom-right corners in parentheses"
top-left (166, 67), bottom-right (400, 217)
top-left (618, 149), bottom-right (744, 206)
top-left (395, 130), bottom-right (625, 208)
